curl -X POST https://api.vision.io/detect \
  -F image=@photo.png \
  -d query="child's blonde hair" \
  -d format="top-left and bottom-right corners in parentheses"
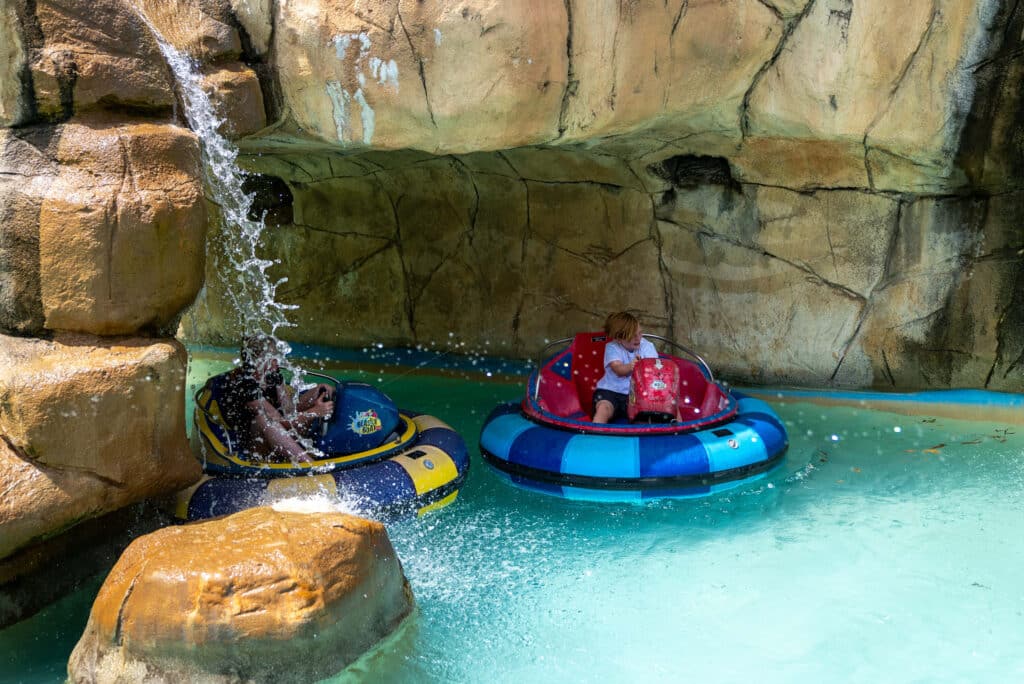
top-left (604, 311), bottom-right (640, 342)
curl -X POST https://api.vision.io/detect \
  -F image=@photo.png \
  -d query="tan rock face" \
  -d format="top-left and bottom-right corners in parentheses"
top-left (0, 2), bottom-right (26, 126)
top-left (37, 118), bottom-right (207, 335)
top-left (201, 63), bottom-right (267, 139)
top-left (134, 0), bottom-right (242, 64)
top-left (565, 0), bottom-right (781, 143)
top-left (234, 0), bottom-right (1014, 195)
top-left (0, 128), bottom-right (55, 334)
top-left (229, 0), bottom-right (273, 56)
top-left (31, 0), bottom-right (176, 118)
top-left (0, 333), bottom-right (201, 558)
top-left (1, 119), bottom-right (207, 337)
top-left (271, 0), bottom-right (569, 152)
top-left (68, 507), bottom-right (414, 684)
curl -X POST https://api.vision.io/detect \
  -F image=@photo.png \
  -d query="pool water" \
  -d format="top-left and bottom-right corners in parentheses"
top-left (2, 351), bottom-right (1022, 683)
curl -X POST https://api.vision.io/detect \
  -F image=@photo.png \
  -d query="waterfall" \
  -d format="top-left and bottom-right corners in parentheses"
top-left (138, 12), bottom-right (325, 454)
top-left (139, 15), bottom-right (296, 346)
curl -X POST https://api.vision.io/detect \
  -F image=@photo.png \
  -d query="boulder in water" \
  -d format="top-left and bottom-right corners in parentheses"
top-left (67, 506), bottom-right (414, 683)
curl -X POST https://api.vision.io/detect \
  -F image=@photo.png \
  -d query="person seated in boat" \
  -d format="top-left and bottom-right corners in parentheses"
top-left (592, 311), bottom-right (658, 424)
top-left (218, 334), bottom-right (335, 465)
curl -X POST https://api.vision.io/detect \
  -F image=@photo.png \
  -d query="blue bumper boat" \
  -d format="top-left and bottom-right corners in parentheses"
top-left (480, 333), bottom-right (788, 501)
top-left (176, 371), bottom-right (468, 520)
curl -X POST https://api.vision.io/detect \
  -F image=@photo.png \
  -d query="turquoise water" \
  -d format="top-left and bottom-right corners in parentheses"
top-left (2, 352), bottom-right (1022, 683)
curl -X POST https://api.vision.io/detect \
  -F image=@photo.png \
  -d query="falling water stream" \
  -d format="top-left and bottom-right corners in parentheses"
top-left (137, 9), bottom-right (322, 454)
top-left (144, 22), bottom-right (293, 339)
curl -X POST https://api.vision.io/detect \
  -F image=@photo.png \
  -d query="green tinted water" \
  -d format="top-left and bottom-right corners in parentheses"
top-left (2, 353), bottom-right (1022, 683)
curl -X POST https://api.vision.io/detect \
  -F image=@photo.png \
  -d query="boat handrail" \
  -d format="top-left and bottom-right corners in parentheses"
top-left (530, 334), bottom-right (715, 401)
top-left (194, 387), bottom-right (235, 455)
top-left (532, 336), bottom-right (575, 400)
top-left (301, 370), bottom-right (339, 388)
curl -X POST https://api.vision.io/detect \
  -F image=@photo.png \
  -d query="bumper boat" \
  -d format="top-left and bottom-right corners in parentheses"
top-left (480, 332), bottom-right (788, 501)
top-left (175, 371), bottom-right (469, 521)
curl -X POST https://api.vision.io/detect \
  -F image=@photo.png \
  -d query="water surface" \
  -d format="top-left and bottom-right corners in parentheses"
top-left (2, 351), bottom-right (1021, 683)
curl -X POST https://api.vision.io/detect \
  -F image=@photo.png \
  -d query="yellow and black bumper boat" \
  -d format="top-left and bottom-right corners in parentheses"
top-left (175, 371), bottom-right (469, 521)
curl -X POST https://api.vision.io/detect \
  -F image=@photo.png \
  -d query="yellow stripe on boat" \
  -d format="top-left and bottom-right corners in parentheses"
top-left (206, 414), bottom-right (419, 471)
top-left (266, 473), bottom-right (338, 498)
top-left (417, 491), bottom-right (458, 516)
top-left (413, 414), bottom-right (453, 432)
top-left (393, 445), bottom-right (459, 495)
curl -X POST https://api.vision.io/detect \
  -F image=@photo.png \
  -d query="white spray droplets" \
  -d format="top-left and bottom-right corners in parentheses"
top-left (140, 19), bottom-right (297, 342)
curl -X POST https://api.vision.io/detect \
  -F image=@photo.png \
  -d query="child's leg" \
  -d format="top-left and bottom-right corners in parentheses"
top-left (593, 399), bottom-right (614, 423)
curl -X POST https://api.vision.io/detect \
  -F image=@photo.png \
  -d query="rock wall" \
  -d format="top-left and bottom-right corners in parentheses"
top-left (183, 143), bottom-right (1022, 391)
top-left (177, 0), bottom-right (1024, 391)
top-left (0, 0), bottom-right (233, 599)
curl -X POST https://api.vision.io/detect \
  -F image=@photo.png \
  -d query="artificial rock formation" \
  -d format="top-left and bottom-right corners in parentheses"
top-left (182, 144), bottom-right (1022, 391)
top-left (0, 118), bottom-right (207, 335)
top-left (0, 0), bottom-right (222, 599)
top-left (175, 0), bottom-right (1024, 391)
top-left (0, 333), bottom-right (200, 558)
top-left (68, 507), bottom-right (414, 684)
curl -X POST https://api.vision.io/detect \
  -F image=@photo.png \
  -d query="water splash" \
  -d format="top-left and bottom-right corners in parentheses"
top-left (143, 31), bottom-right (295, 340)
top-left (137, 13), bottom-right (322, 447)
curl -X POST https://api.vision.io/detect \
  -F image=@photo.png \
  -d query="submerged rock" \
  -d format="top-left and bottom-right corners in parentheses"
top-left (67, 506), bottom-right (414, 684)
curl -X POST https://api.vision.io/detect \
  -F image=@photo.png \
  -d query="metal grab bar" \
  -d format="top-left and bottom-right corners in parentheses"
top-left (532, 336), bottom-right (574, 400)
top-left (530, 334), bottom-right (716, 402)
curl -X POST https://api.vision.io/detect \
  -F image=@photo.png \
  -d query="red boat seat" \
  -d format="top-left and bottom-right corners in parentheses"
top-left (571, 331), bottom-right (608, 415)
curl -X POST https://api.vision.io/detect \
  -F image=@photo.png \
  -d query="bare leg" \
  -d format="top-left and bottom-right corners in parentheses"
top-left (592, 400), bottom-right (615, 424)
top-left (250, 413), bottom-right (314, 464)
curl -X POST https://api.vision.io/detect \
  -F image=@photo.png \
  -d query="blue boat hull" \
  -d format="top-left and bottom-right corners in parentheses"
top-left (178, 415), bottom-right (469, 521)
top-left (480, 392), bottom-right (787, 500)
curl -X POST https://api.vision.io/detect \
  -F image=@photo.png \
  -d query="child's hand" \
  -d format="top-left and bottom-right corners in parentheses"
top-left (311, 393), bottom-right (334, 418)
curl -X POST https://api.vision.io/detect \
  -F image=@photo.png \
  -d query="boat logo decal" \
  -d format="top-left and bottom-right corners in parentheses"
top-left (727, 438), bottom-right (739, 449)
top-left (423, 459), bottom-right (435, 470)
top-left (349, 409), bottom-right (383, 435)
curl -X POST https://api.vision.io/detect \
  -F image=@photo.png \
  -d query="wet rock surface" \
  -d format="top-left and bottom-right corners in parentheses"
top-left (68, 507), bottom-right (414, 684)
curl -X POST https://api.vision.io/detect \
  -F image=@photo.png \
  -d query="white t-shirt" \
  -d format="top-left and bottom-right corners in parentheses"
top-left (595, 338), bottom-right (658, 394)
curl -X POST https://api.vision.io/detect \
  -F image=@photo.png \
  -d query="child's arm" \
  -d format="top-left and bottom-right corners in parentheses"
top-left (609, 358), bottom-right (636, 377)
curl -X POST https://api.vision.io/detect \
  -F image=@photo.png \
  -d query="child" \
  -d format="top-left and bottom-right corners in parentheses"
top-left (592, 312), bottom-right (658, 423)
top-left (219, 334), bottom-right (335, 464)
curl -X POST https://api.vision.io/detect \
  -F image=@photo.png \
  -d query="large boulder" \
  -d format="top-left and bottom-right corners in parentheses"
top-left (0, 118), bottom-right (207, 336)
top-left (0, 333), bottom-right (201, 559)
top-left (68, 506), bottom-right (414, 684)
